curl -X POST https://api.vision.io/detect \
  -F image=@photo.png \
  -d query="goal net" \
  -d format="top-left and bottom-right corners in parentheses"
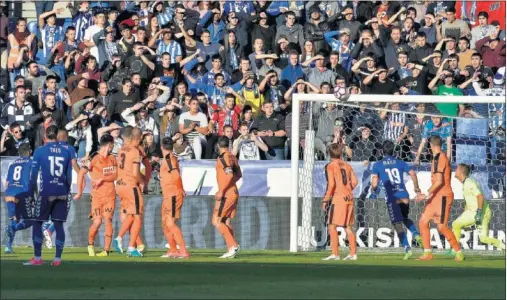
top-left (290, 94), bottom-right (506, 254)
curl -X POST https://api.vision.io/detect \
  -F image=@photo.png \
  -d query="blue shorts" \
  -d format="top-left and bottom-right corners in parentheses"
top-left (385, 197), bottom-right (410, 224)
top-left (34, 194), bottom-right (72, 222)
top-left (5, 193), bottom-right (34, 221)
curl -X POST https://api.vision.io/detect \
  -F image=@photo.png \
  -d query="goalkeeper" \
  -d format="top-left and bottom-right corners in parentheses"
top-left (451, 164), bottom-right (505, 254)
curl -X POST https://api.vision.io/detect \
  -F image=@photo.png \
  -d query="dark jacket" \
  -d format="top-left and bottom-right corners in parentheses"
top-left (303, 19), bottom-right (330, 53)
top-left (409, 44), bottom-right (433, 64)
top-left (107, 90), bottom-right (141, 123)
top-left (250, 18), bottom-right (276, 52)
top-left (222, 42), bottom-right (245, 75)
top-left (92, 29), bottom-right (124, 70)
top-left (383, 39), bottom-right (412, 69)
top-left (351, 41), bottom-right (385, 61)
top-left (101, 59), bottom-right (130, 93)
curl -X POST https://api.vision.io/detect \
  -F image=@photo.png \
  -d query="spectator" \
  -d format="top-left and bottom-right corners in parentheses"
top-left (70, 1), bottom-right (93, 43)
top-left (83, 10), bottom-right (107, 60)
top-left (92, 26), bottom-right (123, 69)
top-left (251, 101), bottom-right (286, 160)
top-left (470, 12), bottom-right (497, 49)
top-left (38, 7), bottom-right (65, 65)
top-left (67, 72), bottom-right (95, 109)
top-left (303, 53), bottom-right (336, 88)
top-left (409, 32), bottom-right (433, 63)
top-left (275, 11), bottom-right (305, 51)
top-left (259, 71), bottom-right (287, 114)
top-left (108, 78), bottom-right (140, 123)
top-left (303, 5), bottom-right (330, 53)
top-left (463, 53), bottom-right (495, 91)
top-left (380, 103), bottom-right (409, 159)
top-left (345, 125), bottom-right (380, 163)
top-left (223, 31), bottom-right (244, 76)
top-left (178, 98), bottom-right (209, 160)
top-left (202, 54), bottom-right (231, 86)
top-left (251, 12), bottom-right (276, 53)
top-left (257, 51), bottom-right (282, 80)
top-left (0, 86), bottom-right (34, 131)
top-left (439, 7), bottom-right (471, 42)
top-left (232, 121), bottom-right (268, 160)
top-left (37, 91), bottom-right (67, 128)
top-left (456, 37), bottom-right (476, 70)
top-left (141, 130), bottom-right (160, 158)
top-left (65, 113), bottom-right (93, 159)
top-left (280, 50), bottom-right (304, 89)
top-left (418, 13), bottom-right (438, 46)
top-left (363, 67), bottom-right (399, 95)
top-left (284, 100), bottom-right (309, 158)
top-left (406, 103), bottom-right (431, 160)
top-left (324, 29), bottom-right (355, 72)
top-left (122, 102), bottom-right (159, 142)
top-left (351, 29), bottom-right (384, 62)
top-left (414, 116), bottom-right (453, 165)
top-left (156, 102), bottom-right (179, 139)
top-left (0, 121), bottom-right (31, 156)
top-left (7, 18), bottom-right (36, 87)
top-left (475, 34), bottom-right (506, 70)
top-left (337, 6), bottom-right (362, 43)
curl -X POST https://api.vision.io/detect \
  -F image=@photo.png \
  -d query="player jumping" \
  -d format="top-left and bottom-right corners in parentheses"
top-left (160, 137), bottom-right (189, 258)
top-left (450, 164), bottom-right (505, 253)
top-left (213, 136), bottom-right (242, 258)
top-left (370, 140), bottom-right (423, 260)
top-left (25, 125), bottom-right (73, 266)
top-left (322, 143), bottom-right (359, 261)
top-left (75, 135), bottom-right (118, 257)
top-left (3, 144), bottom-right (36, 254)
top-left (113, 127), bottom-right (146, 257)
top-left (416, 136), bottom-right (464, 261)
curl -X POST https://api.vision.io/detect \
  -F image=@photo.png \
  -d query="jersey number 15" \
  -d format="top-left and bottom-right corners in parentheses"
top-left (49, 156), bottom-right (64, 177)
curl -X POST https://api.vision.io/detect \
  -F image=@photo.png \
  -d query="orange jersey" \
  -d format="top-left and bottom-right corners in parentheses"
top-left (117, 145), bottom-right (142, 186)
top-left (216, 151), bottom-right (241, 196)
top-left (431, 152), bottom-right (453, 195)
top-left (86, 154), bottom-right (117, 198)
top-left (160, 153), bottom-right (184, 195)
top-left (323, 159), bottom-right (357, 204)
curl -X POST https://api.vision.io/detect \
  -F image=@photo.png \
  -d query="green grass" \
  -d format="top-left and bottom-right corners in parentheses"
top-left (1, 248), bottom-right (505, 299)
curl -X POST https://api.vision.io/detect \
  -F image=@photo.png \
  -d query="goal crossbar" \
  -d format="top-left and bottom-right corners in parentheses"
top-left (289, 94), bottom-right (505, 252)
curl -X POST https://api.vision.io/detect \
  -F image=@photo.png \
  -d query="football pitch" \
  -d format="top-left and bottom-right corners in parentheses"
top-left (1, 248), bottom-right (505, 299)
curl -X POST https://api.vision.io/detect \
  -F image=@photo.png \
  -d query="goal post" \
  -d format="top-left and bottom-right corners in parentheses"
top-left (289, 93), bottom-right (506, 253)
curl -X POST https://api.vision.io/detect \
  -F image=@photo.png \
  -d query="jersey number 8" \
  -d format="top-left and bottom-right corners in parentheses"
top-left (13, 166), bottom-right (22, 181)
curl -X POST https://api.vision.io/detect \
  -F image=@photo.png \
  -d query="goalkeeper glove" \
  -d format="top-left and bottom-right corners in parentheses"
top-left (474, 209), bottom-right (483, 225)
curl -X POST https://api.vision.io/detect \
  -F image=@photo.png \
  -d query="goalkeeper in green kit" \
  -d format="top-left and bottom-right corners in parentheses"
top-left (450, 164), bottom-right (505, 255)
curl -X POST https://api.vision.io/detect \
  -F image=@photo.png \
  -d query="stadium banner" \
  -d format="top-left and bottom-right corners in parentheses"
top-left (0, 196), bottom-right (504, 251)
top-left (0, 157), bottom-right (502, 199)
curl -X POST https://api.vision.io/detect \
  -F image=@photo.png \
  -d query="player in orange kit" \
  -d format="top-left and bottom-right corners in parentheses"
top-left (416, 136), bottom-right (464, 262)
top-left (113, 127), bottom-right (146, 257)
top-left (159, 137), bottom-right (189, 258)
top-left (322, 143), bottom-right (359, 261)
top-left (74, 134), bottom-right (117, 257)
top-left (213, 136), bottom-right (242, 258)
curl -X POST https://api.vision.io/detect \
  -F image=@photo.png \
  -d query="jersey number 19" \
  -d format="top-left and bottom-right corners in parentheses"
top-left (386, 168), bottom-right (401, 184)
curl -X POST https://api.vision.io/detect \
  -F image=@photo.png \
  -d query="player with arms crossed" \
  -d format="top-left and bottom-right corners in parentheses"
top-left (26, 125), bottom-right (73, 266)
top-left (370, 140), bottom-right (423, 260)
top-left (3, 144), bottom-right (36, 254)
top-left (159, 137), bottom-right (189, 258)
top-left (451, 164), bottom-right (505, 253)
top-left (113, 127), bottom-right (146, 257)
top-left (74, 135), bottom-right (118, 257)
top-left (416, 136), bottom-right (464, 261)
top-left (42, 129), bottom-right (82, 249)
top-left (214, 136), bottom-right (242, 258)
top-left (322, 143), bottom-right (359, 261)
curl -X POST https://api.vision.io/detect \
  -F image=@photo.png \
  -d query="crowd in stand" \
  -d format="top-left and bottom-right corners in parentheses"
top-left (0, 1), bottom-right (505, 169)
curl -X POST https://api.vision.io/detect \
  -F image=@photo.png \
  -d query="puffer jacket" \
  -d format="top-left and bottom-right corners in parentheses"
top-left (303, 20), bottom-right (330, 53)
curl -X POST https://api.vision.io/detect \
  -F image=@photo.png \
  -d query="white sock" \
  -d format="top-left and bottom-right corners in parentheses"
top-left (34, 256), bottom-right (41, 260)
top-left (128, 246), bottom-right (135, 252)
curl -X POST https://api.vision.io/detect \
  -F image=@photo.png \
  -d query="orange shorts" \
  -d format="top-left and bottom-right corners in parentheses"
top-left (162, 193), bottom-right (184, 222)
top-left (327, 202), bottom-right (354, 227)
top-left (117, 184), bottom-right (144, 215)
top-left (90, 194), bottom-right (116, 219)
top-left (213, 194), bottom-right (238, 219)
top-left (422, 193), bottom-right (453, 225)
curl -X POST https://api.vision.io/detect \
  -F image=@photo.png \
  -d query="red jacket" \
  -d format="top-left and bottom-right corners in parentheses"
top-left (210, 105), bottom-right (242, 136)
top-left (476, 37), bottom-right (506, 68)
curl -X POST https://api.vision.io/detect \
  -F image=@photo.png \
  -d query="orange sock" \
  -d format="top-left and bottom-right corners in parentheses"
top-left (118, 215), bottom-right (133, 238)
top-left (129, 217), bottom-right (142, 248)
top-left (104, 220), bottom-right (113, 251)
top-left (347, 230), bottom-right (357, 256)
top-left (171, 226), bottom-right (187, 253)
top-left (88, 223), bottom-right (99, 245)
top-left (440, 225), bottom-right (461, 252)
top-left (328, 225), bottom-right (339, 256)
top-left (217, 223), bottom-right (236, 249)
top-left (419, 219), bottom-right (431, 250)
